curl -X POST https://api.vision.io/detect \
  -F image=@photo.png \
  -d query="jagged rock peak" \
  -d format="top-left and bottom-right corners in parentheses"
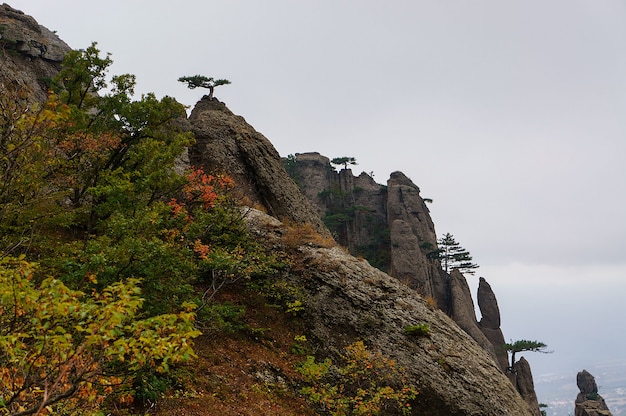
top-left (575, 370), bottom-right (613, 416)
top-left (0, 4), bottom-right (71, 101)
top-left (386, 169), bottom-right (443, 299)
top-left (187, 98), bottom-right (330, 237)
top-left (477, 276), bottom-right (509, 371)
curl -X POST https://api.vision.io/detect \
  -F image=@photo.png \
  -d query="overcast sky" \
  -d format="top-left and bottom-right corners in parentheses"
top-left (10, 1), bottom-right (626, 412)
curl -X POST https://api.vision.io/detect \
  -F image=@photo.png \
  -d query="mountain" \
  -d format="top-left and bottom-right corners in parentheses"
top-left (186, 98), bottom-right (534, 415)
top-left (0, 4), bottom-right (559, 415)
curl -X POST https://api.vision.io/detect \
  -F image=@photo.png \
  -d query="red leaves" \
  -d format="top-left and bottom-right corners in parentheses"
top-left (183, 167), bottom-right (233, 210)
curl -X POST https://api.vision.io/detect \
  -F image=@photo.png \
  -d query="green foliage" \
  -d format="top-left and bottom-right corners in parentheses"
top-left (282, 153), bottom-right (300, 184)
top-left (403, 323), bottom-right (430, 337)
top-left (0, 42), bottom-right (274, 412)
top-left (0, 256), bottom-right (200, 414)
top-left (178, 75), bottom-right (231, 99)
top-left (504, 340), bottom-right (551, 368)
top-left (196, 302), bottom-right (247, 334)
top-left (330, 156), bottom-right (357, 171)
top-left (290, 335), bottom-right (309, 355)
top-left (431, 233), bottom-right (479, 275)
top-left (247, 275), bottom-right (306, 316)
top-left (297, 341), bottom-right (418, 415)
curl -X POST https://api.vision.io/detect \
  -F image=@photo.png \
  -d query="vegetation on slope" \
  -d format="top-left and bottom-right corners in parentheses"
top-left (0, 44), bottom-right (419, 415)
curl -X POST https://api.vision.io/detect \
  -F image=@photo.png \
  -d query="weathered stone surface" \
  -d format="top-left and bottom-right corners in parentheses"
top-left (511, 357), bottom-right (542, 416)
top-left (289, 152), bottom-right (389, 268)
top-left (188, 99), bottom-right (330, 237)
top-left (477, 276), bottom-right (508, 371)
top-left (387, 171), bottom-right (444, 301)
top-left (288, 152), bottom-right (334, 216)
top-left (449, 269), bottom-right (496, 359)
top-left (0, 4), bottom-right (70, 101)
top-left (575, 370), bottom-right (613, 416)
top-left (578, 369), bottom-right (599, 394)
top-left (244, 208), bottom-right (534, 416)
top-left (478, 277), bottom-right (500, 329)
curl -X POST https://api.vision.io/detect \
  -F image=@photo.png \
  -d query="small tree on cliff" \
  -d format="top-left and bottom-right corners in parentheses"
top-left (178, 75), bottom-right (231, 99)
top-left (432, 233), bottom-right (479, 275)
top-left (331, 156), bottom-right (357, 170)
top-left (504, 340), bottom-right (551, 371)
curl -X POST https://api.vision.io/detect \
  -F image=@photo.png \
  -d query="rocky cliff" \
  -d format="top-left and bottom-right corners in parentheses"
top-left (188, 99), bottom-right (330, 237)
top-left (0, 4), bottom-right (70, 101)
top-left (2, 4), bottom-right (539, 414)
top-left (287, 153), bottom-right (510, 358)
top-left (188, 104), bottom-right (536, 414)
top-left (245, 208), bottom-right (533, 416)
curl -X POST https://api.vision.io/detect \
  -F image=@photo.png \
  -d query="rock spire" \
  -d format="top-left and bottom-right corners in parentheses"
top-left (575, 370), bottom-right (613, 416)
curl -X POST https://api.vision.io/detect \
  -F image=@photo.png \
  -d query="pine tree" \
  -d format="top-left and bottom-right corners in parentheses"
top-left (434, 233), bottom-right (479, 275)
top-left (178, 75), bottom-right (231, 99)
top-left (330, 156), bottom-right (357, 170)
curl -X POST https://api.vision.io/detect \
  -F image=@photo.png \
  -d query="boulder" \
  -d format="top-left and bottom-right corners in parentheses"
top-left (575, 370), bottom-right (613, 416)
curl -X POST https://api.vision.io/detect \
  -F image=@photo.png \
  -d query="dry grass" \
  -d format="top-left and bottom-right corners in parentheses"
top-left (281, 222), bottom-right (335, 250)
top-left (151, 289), bottom-right (315, 416)
top-left (424, 296), bottom-right (438, 310)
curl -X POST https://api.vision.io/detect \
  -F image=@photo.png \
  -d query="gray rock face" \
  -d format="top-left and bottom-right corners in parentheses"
top-left (188, 99), bottom-right (330, 237)
top-left (0, 4), bottom-right (70, 101)
top-left (288, 154), bottom-right (448, 304)
top-left (511, 357), bottom-right (542, 416)
top-left (477, 276), bottom-right (509, 371)
top-left (387, 171), bottom-right (444, 302)
top-left (244, 208), bottom-right (534, 416)
top-left (449, 270), bottom-right (496, 360)
top-left (575, 370), bottom-right (613, 416)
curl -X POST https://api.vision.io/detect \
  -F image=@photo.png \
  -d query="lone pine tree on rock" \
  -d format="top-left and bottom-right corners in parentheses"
top-left (178, 75), bottom-right (231, 100)
top-left (330, 156), bottom-right (357, 171)
top-left (432, 232), bottom-right (479, 275)
top-left (504, 340), bottom-right (551, 370)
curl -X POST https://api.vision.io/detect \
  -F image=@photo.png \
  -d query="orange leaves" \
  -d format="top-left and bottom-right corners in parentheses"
top-left (193, 239), bottom-right (210, 260)
top-left (184, 167), bottom-right (233, 210)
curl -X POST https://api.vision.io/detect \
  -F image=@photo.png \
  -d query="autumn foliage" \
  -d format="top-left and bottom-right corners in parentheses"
top-left (0, 43), bottom-right (253, 414)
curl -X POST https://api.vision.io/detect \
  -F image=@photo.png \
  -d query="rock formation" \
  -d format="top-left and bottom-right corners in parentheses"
top-left (575, 370), bottom-right (613, 416)
top-left (387, 171), bottom-right (446, 302)
top-left (1, 5), bottom-right (540, 413)
top-left (477, 276), bottom-right (509, 371)
top-left (288, 153), bottom-right (447, 302)
top-left (287, 153), bottom-right (539, 405)
top-left (510, 357), bottom-right (542, 416)
top-left (244, 208), bottom-right (534, 416)
top-left (449, 269), bottom-right (497, 359)
top-left (188, 99), bottom-right (330, 237)
top-left (0, 4), bottom-right (70, 101)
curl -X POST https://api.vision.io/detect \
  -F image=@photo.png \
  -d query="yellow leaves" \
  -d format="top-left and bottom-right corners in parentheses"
top-left (298, 341), bottom-right (418, 415)
top-left (87, 272), bottom-right (98, 284)
top-left (0, 256), bottom-right (200, 414)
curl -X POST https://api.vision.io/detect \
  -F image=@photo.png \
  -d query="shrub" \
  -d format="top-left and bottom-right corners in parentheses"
top-left (297, 341), bottom-right (418, 415)
top-left (404, 323), bottom-right (430, 337)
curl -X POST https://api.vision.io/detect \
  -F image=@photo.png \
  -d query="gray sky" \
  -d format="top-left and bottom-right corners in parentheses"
top-left (10, 1), bottom-right (626, 412)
